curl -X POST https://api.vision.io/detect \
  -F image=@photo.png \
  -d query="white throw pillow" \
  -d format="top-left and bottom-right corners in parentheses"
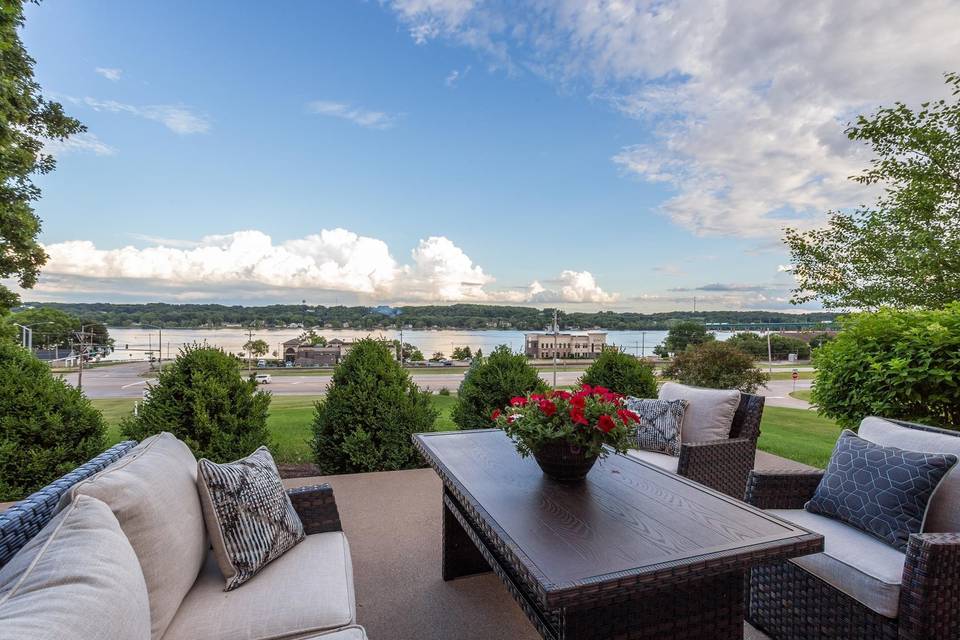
top-left (859, 416), bottom-right (960, 533)
top-left (0, 495), bottom-right (151, 639)
top-left (658, 382), bottom-right (740, 443)
top-left (59, 433), bottom-right (207, 639)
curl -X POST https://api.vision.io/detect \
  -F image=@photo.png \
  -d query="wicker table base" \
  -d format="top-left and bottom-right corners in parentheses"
top-left (443, 489), bottom-right (746, 640)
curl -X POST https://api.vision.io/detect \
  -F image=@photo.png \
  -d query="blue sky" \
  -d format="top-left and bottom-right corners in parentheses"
top-left (15, 1), bottom-right (960, 311)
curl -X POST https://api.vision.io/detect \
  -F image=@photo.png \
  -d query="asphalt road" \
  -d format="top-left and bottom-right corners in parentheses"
top-left (63, 362), bottom-right (812, 409)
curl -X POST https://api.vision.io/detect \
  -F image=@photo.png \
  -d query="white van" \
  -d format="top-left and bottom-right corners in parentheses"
top-left (254, 373), bottom-right (272, 384)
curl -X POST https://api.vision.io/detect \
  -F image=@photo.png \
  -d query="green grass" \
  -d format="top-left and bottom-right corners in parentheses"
top-left (758, 406), bottom-right (840, 468)
top-left (94, 392), bottom-right (460, 465)
top-left (789, 389), bottom-right (813, 402)
top-left (94, 394), bottom-right (839, 469)
top-left (766, 370), bottom-right (816, 381)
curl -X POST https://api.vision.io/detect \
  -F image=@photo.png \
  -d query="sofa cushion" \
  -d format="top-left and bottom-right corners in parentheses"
top-left (61, 433), bottom-right (207, 639)
top-left (805, 430), bottom-right (956, 551)
top-left (0, 495), bottom-right (151, 639)
top-left (626, 448), bottom-right (680, 473)
top-left (162, 531), bottom-right (355, 640)
top-left (859, 416), bottom-right (960, 533)
top-left (297, 626), bottom-right (368, 639)
top-left (624, 397), bottom-right (687, 456)
top-left (198, 447), bottom-right (305, 591)
top-left (769, 508), bottom-right (905, 618)
top-left (658, 382), bottom-right (739, 443)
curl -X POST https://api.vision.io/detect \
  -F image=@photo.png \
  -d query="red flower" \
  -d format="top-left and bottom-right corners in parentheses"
top-left (569, 393), bottom-right (587, 408)
top-left (592, 385), bottom-right (611, 396)
top-left (617, 408), bottom-right (640, 424)
top-left (491, 409), bottom-right (501, 421)
top-left (579, 384), bottom-right (593, 395)
top-left (538, 399), bottom-right (557, 417)
top-left (596, 414), bottom-right (616, 433)
top-left (552, 390), bottom-right (572, 400)
top-left (510, 396), bottom-right (528, 407)
top-left (530, 393), bottom-right (545, 402)
top-left (569, 407), bottom-right (589, 426)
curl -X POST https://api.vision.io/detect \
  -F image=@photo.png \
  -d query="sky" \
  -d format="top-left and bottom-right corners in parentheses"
top-left (11, 0), bottom-right (960, 312)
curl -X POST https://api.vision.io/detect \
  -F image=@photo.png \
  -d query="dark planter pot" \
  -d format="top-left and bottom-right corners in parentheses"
top-left (532, 441), bottom-right (598, 482)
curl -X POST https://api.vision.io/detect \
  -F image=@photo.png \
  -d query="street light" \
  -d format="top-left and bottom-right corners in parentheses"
top-left (137, 323), bottom-right (163, 368)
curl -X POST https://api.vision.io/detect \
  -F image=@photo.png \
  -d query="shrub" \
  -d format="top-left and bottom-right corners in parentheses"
top-left (0, 342), bottom-right (107, 501)
top-left (726, 332), bottom-right (812, 360)
top-left (121, 344), bottom-right (271, 462)
top-left (579, 349), bottom-right (657, 398)
top-left (653, 321), bottom-right (714, 357)
top-left (311, 338), bottom-right (437, 473)
top-left (452, 345), bottom-right (547, 430)
top-left (812, 306), bottom-right (960, 429)
top-left (663, 341), bottom-right (768, 393)
top-left (437, 387), bottom-right (451, 396)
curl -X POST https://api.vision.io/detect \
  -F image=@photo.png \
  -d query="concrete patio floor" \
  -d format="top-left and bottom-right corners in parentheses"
top-left (284, 450), bottom-right (813, 640)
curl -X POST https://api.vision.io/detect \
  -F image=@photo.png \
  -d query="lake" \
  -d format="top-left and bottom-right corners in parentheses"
top-left (104, 327), bottom-right (737, 361)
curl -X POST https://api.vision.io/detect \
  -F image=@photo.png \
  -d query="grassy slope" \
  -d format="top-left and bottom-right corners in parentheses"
top-left (94, 393), bottom-right (837, 468)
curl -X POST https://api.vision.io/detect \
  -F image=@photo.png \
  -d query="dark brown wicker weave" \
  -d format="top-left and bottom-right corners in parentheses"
top-left (745, 419), bottom-right (960, 640)
top-left (287, 483), bottom-right (343, 534)
top-left (675, 392), bottom-right (765, 499)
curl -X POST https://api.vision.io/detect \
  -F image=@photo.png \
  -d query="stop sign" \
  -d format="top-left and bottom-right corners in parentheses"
top-left (792, 370), bottom-right (799, 381)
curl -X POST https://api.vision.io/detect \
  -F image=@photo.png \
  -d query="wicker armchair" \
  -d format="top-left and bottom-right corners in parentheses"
top-left (745, 420), bottom-right (960, 640)
top-left (676, 392), bottom-right (765, 498)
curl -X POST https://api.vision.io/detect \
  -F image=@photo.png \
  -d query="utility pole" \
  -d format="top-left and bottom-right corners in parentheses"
top-left (552, 308), bottom-right (559, 389)
top-left (246, 327), bottom-right (255, 374)
top-left (766, 330), bottom-right (773, 373)
top-left (641, 331), bottom-right (646, 358)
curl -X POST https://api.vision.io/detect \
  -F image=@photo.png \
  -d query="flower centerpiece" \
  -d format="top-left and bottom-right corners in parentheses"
top-left (491, 384), bottom-right (639, 481)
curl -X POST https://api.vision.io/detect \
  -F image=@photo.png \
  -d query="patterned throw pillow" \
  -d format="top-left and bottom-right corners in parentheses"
top-left (197, 447), bottom-right (305, 590)
top-left (624, 397), bottom-right (688, 456)
top-left (805, 430), bottom-right (958, 551)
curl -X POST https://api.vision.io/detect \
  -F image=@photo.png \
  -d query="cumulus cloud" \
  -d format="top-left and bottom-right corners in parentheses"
top-left (381, 0), bottom-right (960, 238)
top-left (94, 67), bottom-right (122, 81)
top-left (35, 229), bottom-right (618, 305)
top-left (308, 101), bottom-right (397, 129)
top-left (43, 132), bottom-right (115, 157)
top-left (73, 97), bottom-right (211, 134)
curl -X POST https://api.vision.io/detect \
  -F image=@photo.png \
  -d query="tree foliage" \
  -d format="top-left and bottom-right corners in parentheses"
top-left (663, 342), bottom-right (769, 393)
top-left (297, 329), bottom-right (327, 346)
top-left (725, 332), bottom-right (812, 360)
top-left (0, 2), bottom-right (85, 314)
top-left (579, 349), bottom-right (657, 398)
top-left (121, 345), bottom-right (272, 461)
top-left (786, 72), bottom-right (960, 309)
top-left (0, 341), bottom-right (106, 501)
top-left (452, 345), bottom-right (547, 431)
top-left (311, 338), bottom-right (437, 473)
top-left (653, 321), bottom-right (715, 357)
top-left (452, 346), bottom-right (472, 360)
top-left (244, 339), bottom-right (269, 358)
top-left (811, 306), bottom-right (960, 429)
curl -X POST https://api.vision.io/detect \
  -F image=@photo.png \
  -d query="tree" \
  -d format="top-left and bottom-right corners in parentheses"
top-left (579, 349), bottom-right (657, 398)
top-left (0, 341), bottom-right (106, 501)
top-left (297, 329), bottom-right (327, 346)
top-left (6, 307), bottom-right (77, 348)
top-left (121, 345), bottom-right (272, 461)
top-left (452, 345), bottom-right (548, 430)
top-left (0, 3), bottom-right (85, 315)
top-left (726, 332), bottom-right (812, 360)
top-left (811, 306), bottom-right (960, 429)
top-left (430, 351), bottom-right (445, 362)
top-left (311, 338), bottom-right (436, 473)
top-left (245, 339), bottom-right (269, 358)
top-left (662, 342), bottom-right (768, 393)
top-left (451, 346), bottom-right (473, 360)
top-left (653, 321), bottom-right (715, 357)
top-left (785, 72), bottom-right (960, 309)
top-left (408, 348), bottom-right (424, 362)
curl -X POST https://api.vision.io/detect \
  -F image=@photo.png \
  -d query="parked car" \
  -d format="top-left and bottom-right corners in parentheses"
top-left (254, 373), bottom-right (272, 384)
top-left (257, 359), bottom-right (266, 368)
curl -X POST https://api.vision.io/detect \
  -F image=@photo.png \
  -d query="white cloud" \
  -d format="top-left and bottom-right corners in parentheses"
top-left (94, 67), bottom-right (123, 81)
top-left (43, 132), bottom-right (116, 157)
top-left (444, 66), bottom-right (470, 87)
top-left (35, 229), bottom-right (619, 305)
top-left (308, 101), bottom-right (397, 129)
top-left (76, 97), bottom-right (210, 134)
top-left (382, 0), bottom-right (960, 238)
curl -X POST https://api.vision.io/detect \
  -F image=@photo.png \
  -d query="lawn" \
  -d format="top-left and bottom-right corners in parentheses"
top-left (94, 393), bottom-right (838, 469)
top-left (789, 389), bottom-right (813, 402)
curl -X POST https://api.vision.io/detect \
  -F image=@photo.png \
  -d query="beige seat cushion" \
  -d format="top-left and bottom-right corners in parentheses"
top-left (658, 382), bottom-right (740, 443)
top-left (0, 495), bottom-right (151, 639)
top-left (626, 448), bottom-right (680, 473)
top-left (60, 433), bottom-right (207, 639)
top-left (298, 626), bottom-right (368, 639)
top-left (162, 531), bottom-right (356, 640)
top-left (769, 508), bottom-right (905, 618)
top-left (859, 416), bottom-right (960, 533)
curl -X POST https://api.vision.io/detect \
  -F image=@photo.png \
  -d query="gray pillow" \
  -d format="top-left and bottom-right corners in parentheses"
top-left (658, 382), bottom-right (740, 443)
top-left (806, 430), bottom-right (958, 551)
top-left (624, 397), bottom-right (688, 456)
top-left (197, 446), bottom-right (305, 590)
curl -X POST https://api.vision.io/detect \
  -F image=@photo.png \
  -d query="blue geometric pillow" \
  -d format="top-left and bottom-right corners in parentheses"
top-left (805, 430), bottom-right (958, 551)
top-left (624, 397), bottom-right (687, 456)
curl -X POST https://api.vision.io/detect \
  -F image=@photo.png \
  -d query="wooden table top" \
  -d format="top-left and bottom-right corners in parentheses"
top-left (414, 429), bottom-right (823, 608)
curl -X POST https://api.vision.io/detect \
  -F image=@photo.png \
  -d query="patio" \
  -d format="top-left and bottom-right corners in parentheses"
top-left (282, 450), bottom-right (812, 640)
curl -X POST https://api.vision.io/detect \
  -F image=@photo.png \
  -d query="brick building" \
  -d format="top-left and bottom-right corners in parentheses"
top-left (523, 332), bottom-right (607, 359)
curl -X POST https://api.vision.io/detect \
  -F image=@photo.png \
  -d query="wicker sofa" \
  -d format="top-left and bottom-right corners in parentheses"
top-left (626, 384), bottom-right (765, 498)
top-left (745, 417), bottom-right (960, 640)
top-left (0, 434), bottom-right (366, 640)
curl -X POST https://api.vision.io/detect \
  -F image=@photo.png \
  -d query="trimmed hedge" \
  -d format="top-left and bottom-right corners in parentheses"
top-left (579, 348), bottom-right (657, 397)
top-left (452, 345), bottom-right (547, 430)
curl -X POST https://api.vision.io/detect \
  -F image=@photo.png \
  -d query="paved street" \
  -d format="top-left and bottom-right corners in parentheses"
top-left (62, 361), bottom-right (812, 409)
